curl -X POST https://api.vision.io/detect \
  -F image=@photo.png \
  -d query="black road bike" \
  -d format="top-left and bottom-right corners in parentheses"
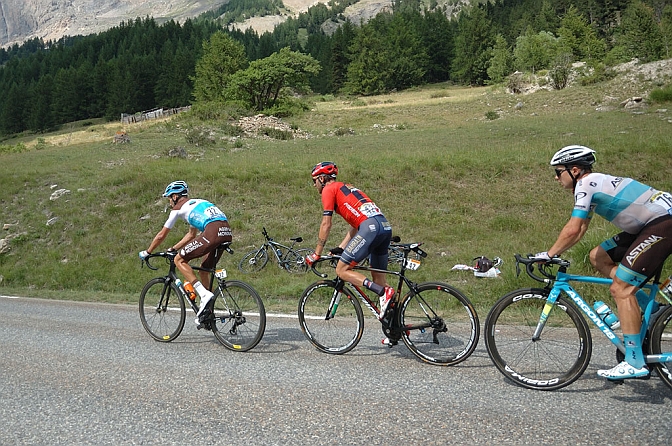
top-left (238, 227), bottom-right (311, 274)
top-left (298, 240), bottom-right (479, 365)
top-left (139, 243), bottom-right (265, 352)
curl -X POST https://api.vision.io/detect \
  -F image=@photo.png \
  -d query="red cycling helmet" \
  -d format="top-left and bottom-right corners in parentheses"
top-left (311, 162), bottom-right (338, 179)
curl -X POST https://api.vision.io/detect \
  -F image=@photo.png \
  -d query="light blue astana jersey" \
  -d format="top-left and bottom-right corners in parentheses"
top-left (571, 173), bottom-right (672, 233)
top-left (163, 199), bottom-right (227, 232)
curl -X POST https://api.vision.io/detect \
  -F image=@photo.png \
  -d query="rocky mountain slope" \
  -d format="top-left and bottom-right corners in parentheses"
top-left (1, 0), bottom-right (470, 48)
top-left (0, 0), bottom-right (229, 48)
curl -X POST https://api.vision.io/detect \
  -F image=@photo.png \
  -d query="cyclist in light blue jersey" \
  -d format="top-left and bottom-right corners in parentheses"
top-left (532, 145), bottom-right (672, 380)
top-left (140, 181), bottom-right (233, 321)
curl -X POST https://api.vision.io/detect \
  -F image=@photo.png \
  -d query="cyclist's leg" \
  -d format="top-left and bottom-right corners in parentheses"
top-left (338, 216), bottom-right (391, 291)
top-left (178, 222), bottom-right (232, 316)
top-left (592, 234), bottom-right (658, 310)
top-left (606, 217), bottom-right (672, 371)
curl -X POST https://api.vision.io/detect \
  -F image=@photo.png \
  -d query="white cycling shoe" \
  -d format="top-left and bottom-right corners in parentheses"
top-left (597, 360), bottom-right (649, 381)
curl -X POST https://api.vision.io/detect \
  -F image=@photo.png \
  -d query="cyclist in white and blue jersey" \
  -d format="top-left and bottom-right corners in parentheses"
top-left (532, 145), bottom-right (672, 380)
top-left (140, 181), bottom-right (232, 321)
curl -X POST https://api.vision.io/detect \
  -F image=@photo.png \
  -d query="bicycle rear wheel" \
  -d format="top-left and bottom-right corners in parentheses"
top-left (648, 304), bottom-right (672, 389)
top-left (484, 288), bottom-right (592, 391)
top-left (139, 278), bottom-right (186, 342)
top-left (284, 248), bottom-right (312, 273)
top-left (298, 280), bottom-right (364, 354)
top-left (212, 280), bottom-right (266, 352)
top-left (399, 282), bottom-right (479, 365)
top-left (238, 248), bottom-right (268, 273)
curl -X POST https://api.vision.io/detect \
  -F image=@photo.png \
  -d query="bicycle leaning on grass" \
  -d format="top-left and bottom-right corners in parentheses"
top-left (298, 240), bottom-right (480, 366)
top-left (484, 253), bottom-right (672, 391)
top-left (238, 227), bottom-right (312, 274)
top-left (139, 242), bottom-right (266, 352)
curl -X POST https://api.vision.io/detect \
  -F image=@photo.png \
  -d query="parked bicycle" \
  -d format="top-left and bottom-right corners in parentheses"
top-left (139, 242), bottom-right (266, 352)
top-left (238, 227), bottom-right (312, 274)
top-left (297, 240), bottom-right (479, 365)
top-left (484, 253), bottom-right (672, 390)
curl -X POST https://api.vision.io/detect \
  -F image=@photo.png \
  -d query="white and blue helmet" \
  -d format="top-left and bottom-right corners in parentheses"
top-left (550, 145), bottom-right (596, 167)
top-left (162, 180), bottom-right (188, 197)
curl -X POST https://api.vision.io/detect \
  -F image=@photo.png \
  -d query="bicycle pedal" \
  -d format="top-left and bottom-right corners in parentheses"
top-left (382, 338), bottom-right (397, 348)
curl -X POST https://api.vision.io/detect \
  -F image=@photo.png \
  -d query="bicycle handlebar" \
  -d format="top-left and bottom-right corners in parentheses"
top-left (141, 251), bottom-right (178, 271)
top-left (514, 253), bottom-right (571, 284)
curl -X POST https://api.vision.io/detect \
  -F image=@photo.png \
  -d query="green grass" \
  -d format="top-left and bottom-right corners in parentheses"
top-left (1, 80), bottom-right (671, 318)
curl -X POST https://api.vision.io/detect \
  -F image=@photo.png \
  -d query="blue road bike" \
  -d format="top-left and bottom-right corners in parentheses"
top-left (484, 254), bottom-right (672, 391)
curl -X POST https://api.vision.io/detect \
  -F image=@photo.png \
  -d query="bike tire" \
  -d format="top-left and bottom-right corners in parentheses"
top-left (484, 288), bottom-right (592, 391)
top-left (284, 248), bottom-right (312, 273)
top-left (139, 278), bottom-right (186, 342)
top-left (648, 304), bottom-right (672, 389)
top-left (399, 282), bottom-right (479, 366)
top-left (211, 280), bottom-right (266, 352)
top-left (298, 280), bottom-right (364, 354)
top-left (238, 248), bottom-right (269, 273)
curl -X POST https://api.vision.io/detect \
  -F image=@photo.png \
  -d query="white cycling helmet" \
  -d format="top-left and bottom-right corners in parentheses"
top-left (550, 145), bottom-right (596, 167)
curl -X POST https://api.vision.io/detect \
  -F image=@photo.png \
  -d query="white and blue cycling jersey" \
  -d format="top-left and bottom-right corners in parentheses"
top-left (163, 199), bottom-right (228, 232)
top-left (572, 173), bottom-right (672, 233)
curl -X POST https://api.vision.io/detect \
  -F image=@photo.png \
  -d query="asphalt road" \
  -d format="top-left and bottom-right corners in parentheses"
top-left (0, 296), bottom-right (670, 445)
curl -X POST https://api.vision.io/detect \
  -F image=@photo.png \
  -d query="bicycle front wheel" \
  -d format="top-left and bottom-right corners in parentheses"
top-left (648, 304), bottom-right (672, 389)
top-left (399, 282), bottom-right (479, 366)
top-left (484, 288), bottom-right (592, 391)
top-left (298, 280), bottom-right (364, 354)
top-left (284, 248), bottom-right (312, 273)
top-left (139, 278), bottom-right (186, 342)
top-left (238, 248), bottom-right (268, 273)
top-left (212, 280), bottom-right (266, 352)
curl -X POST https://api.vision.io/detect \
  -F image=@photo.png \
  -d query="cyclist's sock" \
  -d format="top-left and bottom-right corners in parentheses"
top-left (363, 278), bottom-right (384, 296)
top-left (623, 333), bottom-right (646, 369)
top-left (193, 281), bottom-right (212, 299)
top-left (636, 289), bottom-right (659, 313)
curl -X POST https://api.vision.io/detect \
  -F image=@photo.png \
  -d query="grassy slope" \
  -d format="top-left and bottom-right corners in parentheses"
top-left (1, 75), bottom-right (671, 316)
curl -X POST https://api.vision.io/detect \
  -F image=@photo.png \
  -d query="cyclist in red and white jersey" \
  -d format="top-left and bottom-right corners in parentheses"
top-left (532, 146), bottom-right (672, 380)
top-left (305, 162), bottom-right (395, 320)
top-left (139, 181), bottom-right (233, 321)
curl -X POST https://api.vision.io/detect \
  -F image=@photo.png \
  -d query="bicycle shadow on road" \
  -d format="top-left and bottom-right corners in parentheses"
top-left (249, 326), bottom-right (306, 354)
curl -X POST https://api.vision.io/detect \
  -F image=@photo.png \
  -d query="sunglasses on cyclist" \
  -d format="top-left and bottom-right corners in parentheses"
top-left (554, 168), bottom-right (567, 177)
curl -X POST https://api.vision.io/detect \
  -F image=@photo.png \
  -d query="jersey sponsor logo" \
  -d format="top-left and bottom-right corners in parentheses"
top-left (589, 182), bottom-right (597, 187)
top-left (218, 226), bottom-right (232, 237)
top-left (345, 235), bottom-right (366, 256)
top-left (611, 177), bottom-right (623, 188)
top-left (344, 202), bottom-right (361, 218)
top-left (183, 239), bottom-right (204, 255)
top-left (625, 235), bottom-right (663, 265)
top-left (575, 192), bottom-right (587, 202)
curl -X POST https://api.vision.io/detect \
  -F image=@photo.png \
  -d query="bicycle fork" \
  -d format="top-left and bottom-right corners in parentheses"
top-left (324, 279), bottom-right (346, 320)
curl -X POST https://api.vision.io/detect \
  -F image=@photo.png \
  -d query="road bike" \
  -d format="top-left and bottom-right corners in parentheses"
top-left (297, 240), bottom-right (479, 366)
top-left (484, 253), bottom-right (672, 390)
top-left (238, 227), bottom-right (312, 274)
top-left (139, 242), bottom-right (266, 352)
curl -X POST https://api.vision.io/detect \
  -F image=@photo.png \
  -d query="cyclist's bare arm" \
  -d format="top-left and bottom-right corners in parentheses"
top-left (548, 216), bottom-right (590, 257)
top-left (315, 214), bottom-right (333, 255)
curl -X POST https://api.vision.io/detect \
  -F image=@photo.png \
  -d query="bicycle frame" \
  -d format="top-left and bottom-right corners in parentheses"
top-left (321, 251), bottom-right (436, 335)
top-left (537, 270), bottom-right (672, 365)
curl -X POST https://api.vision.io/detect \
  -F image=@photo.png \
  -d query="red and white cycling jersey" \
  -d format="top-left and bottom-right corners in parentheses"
top-left (321, 182), bottom-right (383, 228)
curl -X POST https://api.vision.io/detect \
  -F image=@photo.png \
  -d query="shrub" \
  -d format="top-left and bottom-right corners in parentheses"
top-left (649, 84), bottom-right (672, 103)
top-left (549, 53), bottom-right (572, 90)
top-left (485, 110), bottom-right (499, 120)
